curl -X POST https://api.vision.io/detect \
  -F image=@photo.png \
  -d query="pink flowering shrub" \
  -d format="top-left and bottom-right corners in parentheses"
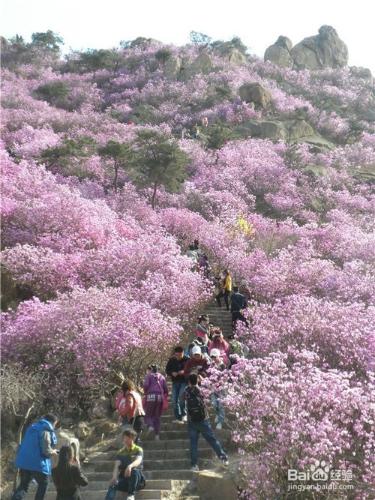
top-left (1, 34), bottom-right (375, 492)
top-left (1, 150), bottom-right (209, 317)
top-left (1, 287), bottom-right (182, 407)
top-left (239, 295), bottom-right (375, 374)
top-left (204, 353), bottom-right (375, 499)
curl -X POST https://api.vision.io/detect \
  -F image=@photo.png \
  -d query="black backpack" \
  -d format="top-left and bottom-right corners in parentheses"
top-left (186, 387), bottom-right (206, 422)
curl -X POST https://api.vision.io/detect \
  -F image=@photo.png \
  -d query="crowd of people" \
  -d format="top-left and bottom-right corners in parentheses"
top-left (11, 242), bottom-right (250, 500)
top-left (11, 323), bottom-right (249, 500)
top-left (187, 240), bottom-right (249, 332)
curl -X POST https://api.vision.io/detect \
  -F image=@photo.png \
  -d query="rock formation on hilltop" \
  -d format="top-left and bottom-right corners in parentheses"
top-left (265, 25), bottom-right (349, 70)
top-left (264, 36), bottom-right (294, 68)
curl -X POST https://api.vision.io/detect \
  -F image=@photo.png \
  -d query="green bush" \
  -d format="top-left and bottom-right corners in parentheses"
top-left (34, 81), bottom-right (70, 105)
top-left (155, 49), bottom-right (172, 64)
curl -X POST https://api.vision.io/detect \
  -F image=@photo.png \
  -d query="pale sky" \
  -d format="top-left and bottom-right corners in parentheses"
top-left (1, 0), bottom-right (374, 74)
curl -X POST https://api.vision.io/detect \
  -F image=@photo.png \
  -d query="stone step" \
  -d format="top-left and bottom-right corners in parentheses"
top-left (205, 318), bottom-right (232, 324)
top-left (205, 306), bottom-right (231, 309)
top-left (204, 316), bottom-right (232, 321)
top-left (206, 319), bottom-right (232, 325)
top-left (27, 482), bottom-right (200, 499)
top-left (83, 470), bottom-right (197, 483)
top-left (84, 473), bottom-right (173, 485)
top-left (142, 430), bottom-right (188, 440)
top-left (210, 313), bottom-right (232, 316)
top-left (90, 447), bottom-right (212, 462)
top-left (144, 469), bottom-right (194, 480)
top-left (90, 458), bottom-right (210, 472)
top-left (79, 479), bottom-right (173, 489)
top-left (27, 490), bottom-right (163, 500)
top-left (143, 458), bottom-right (209, 471)
top-left (204, 317), bottom-right (232, 323)
top-left (147, 422), bottom-right (190, 431)
top-left (141, 438), bottom-right (201, 450)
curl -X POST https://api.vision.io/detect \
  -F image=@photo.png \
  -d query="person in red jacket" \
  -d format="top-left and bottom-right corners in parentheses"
top-left (208, 328), bottom-right (230, 366)
top-left (184, 346), bottom-right (210, 382)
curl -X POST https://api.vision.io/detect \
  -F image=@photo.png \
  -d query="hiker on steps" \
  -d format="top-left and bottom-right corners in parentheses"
top-left (192, 239), bottom-right (202, 255)
top-left (230, 286), bottom-right (249, 329)
top-left (115, 379), bottom-right (145, 442)
top-left (105, 429), bottom-right (146, 500)
top-left (208, 328), bottom-right (230, 366)
top-left (189, 336), bottom-right (210, 358)
top-left (198, 253), bottom-right (210, 277)
top-left (208, 349), bottom-right (226, 430)
top-left (166, 346), bottom-right (189, 424)
top-left (143, 364), bottom-right (168, 441)
top-left (52, 444), bottom-right (88, 500)
top-left (183, 374), bottom-right (228, 472)
top-left (195, 314), bottom-right (210, 344)
top-left (12, 413), bottom-right (59, 500)
top-left (216, 270), bottom-right (232, 310)
top-left (186, 244), bottom-right (199, 270)
top-left (184, 345), bottom-right (210, 382)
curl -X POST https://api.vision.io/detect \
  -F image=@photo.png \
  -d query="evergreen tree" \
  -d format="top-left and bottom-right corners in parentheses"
top-left (41, 137), bottom-right (97, 178)
top-left (31, 31), bottom-right (64, 53)
top-left (190, 31), bottom-right (212, 45)
top-left (206, 123), bottom-right (234, 150)
top-left (98, 141), bottom-right (130, 192)
top-left (129, 130), bottom-right (189, 208)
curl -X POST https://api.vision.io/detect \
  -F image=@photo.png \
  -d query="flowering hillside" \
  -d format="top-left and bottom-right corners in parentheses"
top-left (1, 31), bottom-right (374, 497)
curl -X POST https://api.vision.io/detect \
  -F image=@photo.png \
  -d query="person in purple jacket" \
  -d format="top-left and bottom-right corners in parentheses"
top-left (143, 365), bottom-right (168, 441)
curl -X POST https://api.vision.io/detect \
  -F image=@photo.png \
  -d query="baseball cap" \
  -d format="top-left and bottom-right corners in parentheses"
top-left (210, 348), bottom-right (221, 358)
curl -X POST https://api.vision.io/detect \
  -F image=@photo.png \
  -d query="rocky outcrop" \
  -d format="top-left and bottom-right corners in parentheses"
top-left (303, 164), bottom-right (329, 177)
top-left (288, 119), bottom-right (315, 140)
top-left (291, 25), bottom-right (348, 70)
top-left (246, 120), bottom-right (287, 140)
top-left (239, 82), bottom-right (272, 108)
top-left (91, 396), bottom-right (110, 419)
top-left (228, 48), bottom-right (247, 65)
top-left (237, 118), bottom-right (316, 143)
top-left (55, 429), bottom-right (80, 461)
top-left (181, 53), bottom-right (213, 78)
top-left (75, 422), bottom-right (91, 439)
top-left (350, 66), bottom-right (373, 87)
top-left (197, 469), bottom-right (238, 500)
top-left (351, 164), bottom-right (375, 183)
top-left (264, 36), bottom-right (293, 68)
top-left (303, 134), bottom-right (335, 152)
top-left (264, 26), bottom-right (348, 71)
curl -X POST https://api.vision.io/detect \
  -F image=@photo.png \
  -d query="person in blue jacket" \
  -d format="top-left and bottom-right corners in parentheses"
top-left (12, 414), bottom-right (60, 500)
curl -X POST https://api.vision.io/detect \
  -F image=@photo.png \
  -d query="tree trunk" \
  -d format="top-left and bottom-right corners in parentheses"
top-left (114, 163), bottom-right (118, 193)
top-left (151, 182), bottom-right (158, 209)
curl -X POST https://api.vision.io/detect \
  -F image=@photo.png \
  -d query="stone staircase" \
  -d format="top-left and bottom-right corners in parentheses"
top-left (203, 302), bottom-right (232, 339)
top-left (25, 393), bottom-right (225, 499)
top-left (24, 302), bottom-right (234, 500)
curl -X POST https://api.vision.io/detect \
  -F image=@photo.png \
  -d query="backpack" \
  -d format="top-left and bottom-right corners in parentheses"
top-left (115, 393), bottom-right (128, 418)
top-left (186, 387), bottom-right (206, 423)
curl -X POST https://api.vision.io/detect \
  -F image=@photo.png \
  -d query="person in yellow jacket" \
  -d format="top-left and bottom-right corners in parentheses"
top-left (215, 270), bottom-right (232, 311)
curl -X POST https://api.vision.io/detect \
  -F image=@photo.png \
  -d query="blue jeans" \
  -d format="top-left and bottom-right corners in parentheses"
top-left (188, 419), bottom-right (227, 466)
top-left (12, 469), bottom-right (49, 500)
top-left (105, 469), bottom-right (143, 499)
top-left (210, 393), bottom-right (225, 425)
top-left (172, 381), bottom-right (187, 420)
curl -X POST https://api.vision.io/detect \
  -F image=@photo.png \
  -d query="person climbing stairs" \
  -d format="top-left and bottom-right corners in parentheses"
top-left (24, 383), bottom-right (226, 499)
